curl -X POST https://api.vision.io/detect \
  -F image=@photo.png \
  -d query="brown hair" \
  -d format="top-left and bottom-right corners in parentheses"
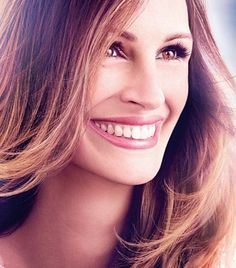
top-left (0, 0), bottom-right (235, 267)
top-left (0, 0), bottom-right (141, 195)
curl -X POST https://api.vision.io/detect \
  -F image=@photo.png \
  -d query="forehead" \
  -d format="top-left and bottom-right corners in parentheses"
top-left (126, 0), bottom-right (190, 41)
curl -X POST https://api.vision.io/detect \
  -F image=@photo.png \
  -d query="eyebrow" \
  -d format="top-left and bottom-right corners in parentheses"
top-left (120, 31), bottom-right (138, 42)
top-left (120, 31), bottom-right (193, 42)
top-left (164, 33), bottom-right (193, 42)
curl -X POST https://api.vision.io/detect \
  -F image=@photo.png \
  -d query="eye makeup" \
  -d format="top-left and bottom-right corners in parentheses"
top-left (106, 40), bottom-right (192, 61)
top-left (157, 41), bottom-right (192, 61)
top-left (106, 41), bottom-right (127, 59)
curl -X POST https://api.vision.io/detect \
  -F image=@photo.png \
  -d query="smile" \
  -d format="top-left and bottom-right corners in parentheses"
top-left (89, 118), bottom-right (163, 150)
top-left (94, 122), bottom-right (156, 139)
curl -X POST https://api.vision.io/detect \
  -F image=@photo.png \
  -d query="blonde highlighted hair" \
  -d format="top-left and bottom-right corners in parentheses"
top-left (0, 0), bottom-right (235, 267)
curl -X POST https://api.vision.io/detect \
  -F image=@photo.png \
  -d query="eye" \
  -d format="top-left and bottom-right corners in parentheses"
top-left (106, 42), bottom-right (127, 59)
top-left (161, 50), bottom-right (177, 60)
top-left (157, 43), bottom-right (191, 61)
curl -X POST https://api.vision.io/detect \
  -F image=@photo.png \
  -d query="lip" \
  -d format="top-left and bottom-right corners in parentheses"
top-left (90, 116), bottom-right (164, 126)
top-left (88, 116), bottom-right (163, 150)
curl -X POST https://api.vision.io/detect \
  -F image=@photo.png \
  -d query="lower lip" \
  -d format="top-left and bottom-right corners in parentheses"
top-left (89, 120), bottom-right (162, 150)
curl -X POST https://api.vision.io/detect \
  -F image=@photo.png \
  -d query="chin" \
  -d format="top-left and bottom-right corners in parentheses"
top-left (109, 161), bottom-right (162, 186)
top-left (122, 175), bottom-right (157, 186)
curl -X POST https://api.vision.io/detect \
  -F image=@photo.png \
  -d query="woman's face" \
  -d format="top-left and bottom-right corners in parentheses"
top-left (72, 0), bottom-right (193, 185)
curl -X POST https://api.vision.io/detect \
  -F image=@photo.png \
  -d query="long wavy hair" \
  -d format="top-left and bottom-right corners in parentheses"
top-left (0, 0), bottom-right (235, 267)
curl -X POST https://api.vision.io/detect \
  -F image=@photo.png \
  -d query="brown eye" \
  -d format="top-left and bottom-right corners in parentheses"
top-left (106, 42), bottom-right (127, 59)
top-left (161, 50), bottom-right (177, 60)
top-left (106, 47), bottom-right (119, 57)
top-left (157, 44), bottom-right (190, 61)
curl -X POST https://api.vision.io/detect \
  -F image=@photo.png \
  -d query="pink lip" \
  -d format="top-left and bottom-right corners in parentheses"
top-left (91, 116), bottom-right (164, 126)
top-left (88, 116), bottom-right (163, 150)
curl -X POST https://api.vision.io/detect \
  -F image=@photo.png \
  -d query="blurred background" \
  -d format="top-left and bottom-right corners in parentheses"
top-left (206, 0), bottom-right (236, 75)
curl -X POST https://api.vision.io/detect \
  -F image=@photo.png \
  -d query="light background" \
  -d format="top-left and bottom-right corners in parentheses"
top-left (206, 0), bottom-right (236, 75)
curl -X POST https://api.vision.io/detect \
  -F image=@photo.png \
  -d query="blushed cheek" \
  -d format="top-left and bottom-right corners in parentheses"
top-left (90, 65), bottom-right (128, 107)
top-left (165, 71), bottom-right (189, 118)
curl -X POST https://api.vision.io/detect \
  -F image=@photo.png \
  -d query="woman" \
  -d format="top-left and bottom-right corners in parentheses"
top-left (0, 0), bottom-right (235, 267)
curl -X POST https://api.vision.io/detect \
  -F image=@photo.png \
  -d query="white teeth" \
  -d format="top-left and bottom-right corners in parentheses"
top-left (101, 124), bottom-right (107, 132)
top-left (107, 124), bottom-right (114, 134)
top-left (94, 121), bottom-right (156, 140)
top-left (123, 126), bottom-right (132, 138)
top-left (131, 126), bottom-right (141, 139)
top-left (140, 125), bottom-right (149, 139)
top-left (114, 125), bottom-right (123, 137)
top-left (149, 125), bottom-right (155, 137)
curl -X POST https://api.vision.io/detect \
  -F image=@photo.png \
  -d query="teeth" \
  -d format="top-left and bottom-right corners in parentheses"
top-left (94, 121), bottom-right (156, 140)
top-left (149, 125), bottom-right (155, 137)
top-left (107, 124), bottom-right (114, 134)
top-left (140, 125), bottom-right (149, 139)
top-left (123, 126), bottom-right (132, 138)
top-left (131, 126), bottom-right (141, 139)
top-left (114, 125), bottom-right (123, 137)
top-left (101, 124), bottom-right (107, 132)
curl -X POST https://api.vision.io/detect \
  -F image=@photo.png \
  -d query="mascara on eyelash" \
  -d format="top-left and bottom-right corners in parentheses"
top-left (160, 42), bottom-right (191, 59)
top-left (107, 41), bottom-right (191, 60)
top-left (107, 41), bottom-right (127, 58)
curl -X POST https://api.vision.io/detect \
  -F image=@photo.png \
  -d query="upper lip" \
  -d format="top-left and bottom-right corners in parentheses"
top-left (91, 115), bottom-right (164, 125)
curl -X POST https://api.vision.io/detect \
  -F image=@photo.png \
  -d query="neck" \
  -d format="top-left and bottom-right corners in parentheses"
top-left (15, 163), bottom-right (134, 268)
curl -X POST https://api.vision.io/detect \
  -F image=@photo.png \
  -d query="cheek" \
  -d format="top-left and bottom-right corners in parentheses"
top-left (71, 66), bottom-right (189, 185)
top-left (159, 66), bottom-right (189, 144)
top-left (167, 81), bottom-right (188, 116)
top-left (163, 65), bottom-right (189, 116)
top-left (90, 64), bottom-right (128, 106)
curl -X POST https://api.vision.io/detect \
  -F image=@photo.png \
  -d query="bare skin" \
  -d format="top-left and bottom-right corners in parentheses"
top-left (0, 164), bottom-right (133, 268)
top-left (0, 0), bottom-right (192, 266)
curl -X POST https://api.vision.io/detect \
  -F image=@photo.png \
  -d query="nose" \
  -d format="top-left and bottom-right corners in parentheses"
top-left (120, 61), bottom-right (165, 110)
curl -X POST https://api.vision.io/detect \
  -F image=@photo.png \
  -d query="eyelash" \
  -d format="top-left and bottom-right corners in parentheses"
top-left (106, 42), bottom-right (191, 61)
top-left (106, 42), bottom-right (127, 59)
top-left (158, 43), bottom-right (190, 61)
